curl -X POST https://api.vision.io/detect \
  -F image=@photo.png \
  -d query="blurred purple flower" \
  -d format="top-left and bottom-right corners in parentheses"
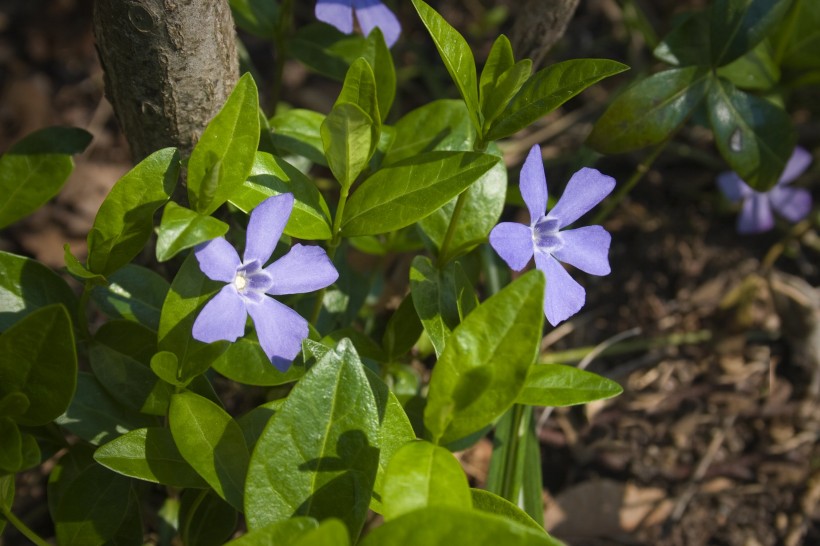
top-left (192, 194), bottom-right (338, 371)
top-left (718, 147), bottom-right (813, 234)
top-left (315, 0), bottom-right (401, 47)
top-left (489, 145), bottom-right (615, 327)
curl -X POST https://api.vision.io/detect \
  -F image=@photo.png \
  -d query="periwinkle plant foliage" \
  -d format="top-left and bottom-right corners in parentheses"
top-left (2, 0), bottom-right (804, 544)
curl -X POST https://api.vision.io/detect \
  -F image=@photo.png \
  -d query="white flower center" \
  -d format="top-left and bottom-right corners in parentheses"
top-left (234, 273), bottom-right (248, 291)
top-left (532, 216), bottom-right (563, 253)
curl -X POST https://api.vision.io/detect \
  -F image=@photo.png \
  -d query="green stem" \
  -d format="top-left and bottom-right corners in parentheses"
top-left (437, 191), bottom-right (468, 267)
top-left (270, 0), bottom-right (293, 113)
top-left (499, 403), bottom-right (527, 502)
top-left (310, 185), bottom-right (351, 325)
top-left (592, 138), bottom-right (670, 225)
top-left (0, 504), bottom-right (52, 546)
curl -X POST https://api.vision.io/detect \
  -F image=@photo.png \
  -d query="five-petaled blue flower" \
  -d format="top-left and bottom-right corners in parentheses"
top-left (717, 146), bottom-right (813, 234)
top-left (192, 194), bottom-right (338, 371)
top-left (489, 145), bottom-right (615, 327)
top-left (315, 0), bottom-right (401, 48)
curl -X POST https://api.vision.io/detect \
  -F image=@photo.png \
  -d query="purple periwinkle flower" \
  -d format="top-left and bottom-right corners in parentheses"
top-left (717, 146), bottom-right (813, 234)
top-left (315, 0), bottom-right (401, 48)
top-left (489, 145), bottom-right (615, 327)
top-left (192, 194), bottom-right (338, 371)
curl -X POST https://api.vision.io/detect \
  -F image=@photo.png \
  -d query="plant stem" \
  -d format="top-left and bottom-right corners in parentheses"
top-left (499, 403), bottom-right (528, 502)
top-left (181, 489), bottom-right (208, 543)
top-left (270, 0), bottom-right (293, 113)
top-left (0, 505), bottom-right (52, 546)
top-left (437, 191), bottom-right (468, 267)
top-left (310, 185), bottom-right (351, 325)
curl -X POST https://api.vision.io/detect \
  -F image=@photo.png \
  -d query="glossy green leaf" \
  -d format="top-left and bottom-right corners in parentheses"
top-left (321, 102), bottom-right (376, 189)
top-left (56, 372), bottom-right (155, 445)
top-left (409, 256), bottom-right (461, 356)
top-left (0, 304), bottom-right (76, 426)
top-left (188, 73), bottom-right (260, 215)
top-left (155, 201), bottom-right (229, 262)
top-left (245, 339), bottom-right (380, 539)
top-left (229, 0), bottom-right (278, 38)
top-left (94, 427), bottom-right (207, 488)
top-left (480, 36), bottom-right (532, 128)
top-left (383, 100), bottom-right (473, 166)
top-left (212, 338), bottom-right (306, 386)
top-left (230, 152), bottom-right (332, 240)
top-left (89, 343), bottom-right (173, 416)
top-left (270, 109), bottom-right (327, 166)
top-left (180, 490), bottom-right (238, 546)
top-left (366, 28), bottom-right (396, 121)
top-left (0, 417), bottom-right (22, 472)
top-left (90, 265), bottom-right (169, 331)
top-left (0, 126), bottom-right (91, 228)
top-left (341, 151), bottom-right (498, 237)
top-left (290, 519), bottom-right (351, 546)
top-left (653, 11), bottom-right (710, 66)
top-left (150, 351), bottom-right (184, 387)
top-left (225, 518), bottom-right (320, 545)
top-left (774, 0), bottom-right (820, 74)
top-left (424, 271), bottom-right (545, 445)
top-left (95, 320), bottom-right (157, 365)
top-left (710, 0), bottom-right (793, 66)
top-left (63, 244), bottom-right (104, 282)
top-left (337, 57), bottom-right (381, 126)
top-left (588, 67), bottom-right (710, 154)
top-left (411, 0), bottom-right (480, 129)
top-left (382, 440), bottom-right (472, 520)
top-left (237, 400), bottom-right (283, 450)
top-left (471, 489), bottom-right (545, 533)
top-left (517, 365), bottom-right (623, 406)
top-left (0, 250), bottom-right (77, 331)
top-left (486, 59), bottom-right (629, 141)
top-left (707, 77), bottom-right (795, 190)
top-left (717, 40), bottom-right (780, 90)
top-left (479, 35), bottom-right (515, 102)
top-left (382, 294), bottom-right (423, 361)
top-left (359, 506), bottom-right (563, 546)
top-left (86, 148), bottom-right (179, 275)
top-left (54, 463), bottom-right (133, 546)
top-left (169, 391), bottom-right (249, 511)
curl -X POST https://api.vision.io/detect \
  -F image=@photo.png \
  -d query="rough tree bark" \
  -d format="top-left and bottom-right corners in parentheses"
top-left (93, 0), bottom-right (239, 161)
top-left (511, 0), bottom-right (581, 68)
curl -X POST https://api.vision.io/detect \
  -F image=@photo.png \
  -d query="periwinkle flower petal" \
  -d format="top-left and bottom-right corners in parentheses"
top-left (738, 193), bottom-right (775, 234)
top-left (781, 146), bottom-right (812, 184)
top-left (536, 252), bottom-right (586, 327)
top-left (192, 285), bottom-right (247, 343)
top-left (246, 296), bottom-right (310, 372)
top-left (355, 0), bottom-right (401, 47)
top-left (244, 193), bottom-right (294, 265)
top-left (489, 222), bottom-right (534, 271)
top-left (194, 237), bottom-right (241, 283)
top-left (546, 168), bottom-right (615, 229)
top-left (264, 244), bottom-right (339, 296)
top-left (519, 145), bottom-right (548, 224)
top-left (552, 226), bottom-right (611, 276)
top-left (316, 0), bottom-right (354, 34)
top-left (769, 186), bottom-right (812, 223)
top-left (717, 171), bottom-right (748, 203)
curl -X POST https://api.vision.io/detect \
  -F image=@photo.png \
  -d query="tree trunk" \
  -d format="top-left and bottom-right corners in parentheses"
top-left (511, 0), bottom-right (581, 68)
top-left (93, 0), bottom-right (239, 161)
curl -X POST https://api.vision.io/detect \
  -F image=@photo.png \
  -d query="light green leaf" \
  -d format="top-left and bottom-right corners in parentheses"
top-left (409, 256), bottom-right (461, 357)
top-left (225, 518), bottom-right (320, 546)
top-left (169, 391), bottom-right (249, 511)
top-left (480, 35), bottom-right (531, 129)
top-left (0, 126), bottom-right (91, 228)
top-left (155, 201), bottom-right (229, 262)
top-left (382, 294), bottom-right (423, 362)
top-left (516, 365), bottom-right (623, 406)
top-left (270, 109), bottom-right (327, 166)
top-left (383, 100), bottom-right (473, 166)
top-left (341, 151), bottom-right (499, 237)
top-left (90, 265), bottom-right (169, 331)
top-left (290, 519), bottom-right (351, 546)
top-left (470, 489), bottom-right (546, 534)
top-left (188, 73), bottom-right (260, 215)
top-left (424, 271), bottom-right (545, 445)
top-left (337, 57), bottom-right (381, 126)
top-left (63, 244), bottom-right (105, 282)
top-left (321, 102), bottom-right (376, 189)
top-left (86, 148), bottom-right (179, 275)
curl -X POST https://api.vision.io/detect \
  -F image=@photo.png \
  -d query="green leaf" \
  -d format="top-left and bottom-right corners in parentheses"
top-left (212, 338), bottom-right (306, 386)
top-left (18, 432), bottom-right (41, 473)
top-left (95, 320), bottom-right (157, 365)
top-left (237, 400), bottom-right (283, 450)
top-left (63, 244), bottom-right (105, 282)
top-left (358, 506), bottom-right (563, 546)
top-left (245, 339), bottom-right (380, 539)
top-left (170, 391), bottom-right (249, 511)
top-left (774, 0), bottom-right (820, 74)
top-left (150, 351), bottom-right (184, 387)
top-left (707, 77), bottom-right (796, 190)
top-left (424, 271), bottom-right (545, 445)
top-left (47, 444), bottom-right (96, 518)
top-left (54, 463), bottom-right (133, 546)
top-left (0, 304), bottom-right (76, 426)
top-left (155, 201), bottom-right (229, 262)
top-left (321, 102), bottom-right (377, 189)
top-left (479, 35), bottom-right (515, 103)
top-left (382, 294), bottom-right (424, 361)
top-left (717, 40), bottom-right (780, 90)
top-left (89, 343), bottom-right (173, 416)
top-left (382, 440), bottom-right (472, 520)
top-left (517, 365), bottom-right (623, 406)
top-left (108, 487), bottom-right (143, 546)
top-left (179, 490), bottom-right (238, 546)
top-left (479, 36), bottom-right (532, 129)
top-left (291, 24), bottom-right (369, 80)
top-left (0, 475), bottom-right (14, 535)
top-left (188, 73), bottom-right (260, 215)
top-left (290, 519), bottom-right (351, 546)
top-left (710, 0), bottom-right (793, 67)
top-left (0, 250), bottom-right (77, 331)
top-left (383, 100), bottom-right (473, 166)
top-left (486, 59), bottom-right (629, 141)
top-left (341, 151), bottom-right (499, 237)
top-left (411, 0), bottom-right (480, 130)
top-left (229, 0), bottom-right (278, 38)
top-left (56, 372), bottom-right (155, 445)
top-left (587, 67), bottom-right (710, 154)
top-left (471, 489), bottom-right (545, 533)
top-left (225, 518), bottom-right (320, 546)
top-left (0, 417), bottom-right (22, 472)
top-left (0, 126), bottom-right (91, 228)
top-left (86, 148), bottom-right (179, 275)
top-left (94, 427), bottom-right (208, 488)
top-left (90, 265), bottom-right (169, 331)
top-left (270, 109), bottom-right (328, 166)
top-left (653, 11), bottom-right (710, 66)
top-left (337, 57), bottom-right (381, 126)
top-left (366, 28), bottom-right (397, 121)
top-left (0, 392), bottom-right (30, 421)
top-left (409, 256), bottom-right (461, 357)
top-left (230, 152), bottom-right (332, 240)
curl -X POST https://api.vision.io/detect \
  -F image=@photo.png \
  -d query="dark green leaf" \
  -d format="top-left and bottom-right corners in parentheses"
top-left (90, 265), bottom-right (169, 331)
top-left (212, 338), bottom-right (306, 386)
top-left (237, 400), bottom-right (283, 450)
top-left (245, 339), bottom-right (380, 539)
top-left (107, 487), bottom-right (143, 546)
top-left (0, 250), bottom-right (77, 331)
top-left (18, 432), bottom-right (41, 473)
top-left (270, 109), bottom-right (328, 166)
top-left (225, 518), bottom-right (320, 546)
top-left (424, 271), bottom-right (545, 445)
top-left (291, 24), bottom-right (369, 81)
top-left (383, 100), bottom-right (473, 166)
top-left (179, 490), bottom-right (238, 546)
top-left (89, 343), bottom-right (173, 416)
top-left (517, 365), bottom-right (623, 406)
top-left (382, 294), bottom-right (423, 361)
top-left (321, 102), bottom-right (377, 189)
top-left (710, 0), bottom-right (793, 66)
top-left (707, 77), bottom-right (795, 190)
top-left (653, 11), bottom-right (710, 66)
top-left (94, 427), bottom-right (208, 488)
top-left (155, 201), bottom-right (229, 262)
top-left (229, 0), bottom-right (278, 38)
top-left (0, 392), bottom-right (30, 421)
top-left (230, 152), bottom-right (332, 240)
top-left (0, 417), bottom-right (22, 472)
top-left (95, 320), bottom-right (156, 365)
top-left (169, 391), bottom-right (249, 511)
top-left (774, 0), bottom-right (820, 74)
top-left (188, 73), bottom-right (260, 215)
top-left (717, 40), bottom-right (780, 90)
top-left (411, 0), bottom-right (480, 129)
top-left (47, 444), bottom-right (96, 518)
top-left (588, 67), bottom-right (710, 154)
top-left (0, 126), bottom-right (91, 228)
top-left (0, 304), bottom-right (76, 426)
top-left (486, 59), bottom-right (629, 141)
top-left (341, 151), bottom-right (499, 237)
top-left (409, 256), bottom-right (461, 356)
top-left (86, 148), bottom-right (178, 275)
top-left (470, 489), bottom-right (545, 534)
top-left (0, 475), bottom-right (13, 535)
